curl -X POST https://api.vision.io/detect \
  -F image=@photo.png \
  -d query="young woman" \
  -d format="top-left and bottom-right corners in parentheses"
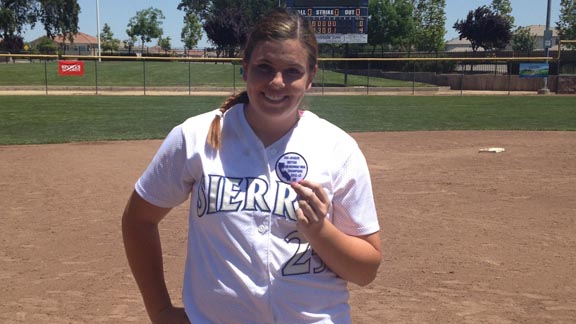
top-left (122, 8), bottom-right (381, 324)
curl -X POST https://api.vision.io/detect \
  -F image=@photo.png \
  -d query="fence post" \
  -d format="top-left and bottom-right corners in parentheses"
top-left (143, 59), bottom-right (146, 96)
top-left (95, 59), bottom-right (99, 95)
top-left (412, 60), bottom-right (416, 95)
top-left (44, 59), bottom-right (48, 95)
top-left (321, 61), bottom-right (325, 96)
top-left (188, 59), bottom-right (192, 96)
top-left (344, 44), bottom-right (349, 87)
top-left (507, 61), bottom-right (511, 96)
top-left (366, 61), bottom-right (370, 95)
top-left (460, 63), bottom-right (464, 96)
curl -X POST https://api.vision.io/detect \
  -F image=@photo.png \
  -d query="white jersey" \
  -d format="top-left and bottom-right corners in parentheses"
top-left (136, 104), bottom-right (379, 324)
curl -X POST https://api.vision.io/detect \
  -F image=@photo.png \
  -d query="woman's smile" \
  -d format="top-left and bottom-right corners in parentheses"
top-left (263, 92), bottom-right (288, 103)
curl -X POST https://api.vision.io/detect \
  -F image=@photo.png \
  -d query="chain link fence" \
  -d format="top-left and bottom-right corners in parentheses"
top-left (1, 53), bottom-right (575, 95)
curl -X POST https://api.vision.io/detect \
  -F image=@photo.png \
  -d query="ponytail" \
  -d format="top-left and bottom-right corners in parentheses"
top-left (207, 91), bottom-right (249, 150)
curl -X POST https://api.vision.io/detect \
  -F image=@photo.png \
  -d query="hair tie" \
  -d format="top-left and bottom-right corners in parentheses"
top-left (216, 110), bottom-right (223, 118)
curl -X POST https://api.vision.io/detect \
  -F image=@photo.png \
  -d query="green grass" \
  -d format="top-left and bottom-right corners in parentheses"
top-left (306, 96), bottom-right (576, 132)
top-left (1, 95), bottom-right (574, 145)
top-left (0, 61), bottom-right (239, 87)
top-left (0, 96), bottom-right (223, 144)
top-left (0, 61), bottom-right (428, 88)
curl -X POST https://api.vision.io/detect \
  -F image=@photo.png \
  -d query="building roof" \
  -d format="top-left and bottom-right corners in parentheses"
top-left (525, 25), bottom-right (559, 37)
top-left (447, 25), bottom-right (559, 45)
top-left (445, 25), bottom-right (561, 52)
top-left (53, 32), bottom-right (98, 45)
top-left (446, 37), bottom-right (472, 46)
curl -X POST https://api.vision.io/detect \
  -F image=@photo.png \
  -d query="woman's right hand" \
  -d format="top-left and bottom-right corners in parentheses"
top-left (151, 306), bottom-right (190, 324)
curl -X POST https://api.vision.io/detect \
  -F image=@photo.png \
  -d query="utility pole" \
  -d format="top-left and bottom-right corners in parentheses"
top-left (96, 0), bottom-right (101, 62)
top-left (539, 0), bottom-right (552, 94)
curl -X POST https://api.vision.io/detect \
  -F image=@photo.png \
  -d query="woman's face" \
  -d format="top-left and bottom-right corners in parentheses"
top-left (242, 39), bottom-right (316, 123)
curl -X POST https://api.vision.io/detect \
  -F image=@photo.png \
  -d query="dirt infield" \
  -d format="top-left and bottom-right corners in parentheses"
top-left (1, 131), bottom-right (575, 324)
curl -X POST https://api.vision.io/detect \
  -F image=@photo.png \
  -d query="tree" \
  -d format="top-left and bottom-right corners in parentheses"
top-left (512, 26), bottom-right (536, 53)
top-left (368, 0), bottom-right (396, 55)
top-left (368, 0), bottom-right (415, 54)
top-left (178, 0), bottom-right (276, 57)
top-left (0, 0), bottom-right (80, 43)
top-left (490, 0), bottom-right (514, 27)
top-left (412, 0), bottom-right (446, 54)
top-left (38, 0), bottom-right (81, 43)
top-left (34, 35), bottom-right (58, 54)
top-left (0, 35), bottom-right (24, 52)
top-left (203, 7), bottom-right (247, 57)
top-left (126, 7), bottom-right (165, 53)
top-left (556, 0), bottom-right (576, 49)
top-left (123, 35), bottom-right (136, 54)
top-left (392, 0), bottom-right (416, 52)
top-left (181, 13), bottom-right (202, 54)
top-left (177, 0), bottom-right (210, 21)
top-left (158, 36), bottom-right (171, 54)
top-left (100, 23), bottom-right (120, 54)
top-left (453, 6), bottom-right (513, 52)
top-left (0, 0), bottom-right (39, 39)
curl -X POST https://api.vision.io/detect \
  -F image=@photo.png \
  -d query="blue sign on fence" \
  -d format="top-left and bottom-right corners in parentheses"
top-left (519, 63), bottom-right (549, 78)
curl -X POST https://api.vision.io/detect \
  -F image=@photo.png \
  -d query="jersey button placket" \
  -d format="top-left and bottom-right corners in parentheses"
top-left (257, 224), bottom-right (268, 234)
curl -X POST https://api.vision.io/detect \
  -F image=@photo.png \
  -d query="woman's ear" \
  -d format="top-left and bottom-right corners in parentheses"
top-left (306, 64), bottom-right (318, 90)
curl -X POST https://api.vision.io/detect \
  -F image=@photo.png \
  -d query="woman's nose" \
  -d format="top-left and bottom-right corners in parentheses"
top-left (270, 71), bottom-right (285, 89)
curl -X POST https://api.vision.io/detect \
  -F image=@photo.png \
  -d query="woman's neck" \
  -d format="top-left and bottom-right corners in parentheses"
top-left (243, 106), bottom-right (299, 147)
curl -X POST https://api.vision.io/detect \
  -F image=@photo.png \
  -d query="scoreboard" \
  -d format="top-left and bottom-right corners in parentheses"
top-left (286, 0), bottom-right (368, 44)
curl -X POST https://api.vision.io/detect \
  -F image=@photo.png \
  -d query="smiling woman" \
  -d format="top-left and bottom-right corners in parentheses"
top-left (207, 7), bottom-right (319, 149)
top-left (122, 8), bottom-right (381, 324)
top-left (241, 38), bottom-right (316, 146)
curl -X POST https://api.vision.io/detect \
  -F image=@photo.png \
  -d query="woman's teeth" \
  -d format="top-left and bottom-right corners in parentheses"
top-left (265, 94), bottom-right (285, 102)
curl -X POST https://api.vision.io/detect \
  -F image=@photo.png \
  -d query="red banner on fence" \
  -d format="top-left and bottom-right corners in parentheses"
top-left (58, 61), bottom-right (84, 76)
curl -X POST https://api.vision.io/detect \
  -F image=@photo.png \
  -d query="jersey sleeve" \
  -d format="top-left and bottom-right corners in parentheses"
top-left (330, 143), bottom-right (380, 236)
top-left (135, 124), bottom-right (195, 208)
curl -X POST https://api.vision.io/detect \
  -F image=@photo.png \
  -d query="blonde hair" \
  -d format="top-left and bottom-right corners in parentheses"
top-left (206, 8), bottom-right (318, 150)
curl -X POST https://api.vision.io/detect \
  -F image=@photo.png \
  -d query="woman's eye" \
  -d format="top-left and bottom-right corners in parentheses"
top-left (257, 64), bottom-right (273, 73)
top-left (286, 68), bottom-right (303, 76)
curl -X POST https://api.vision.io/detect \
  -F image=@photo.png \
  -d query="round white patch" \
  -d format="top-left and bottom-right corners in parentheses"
top-left (275, 152), bottom-right (308, 184)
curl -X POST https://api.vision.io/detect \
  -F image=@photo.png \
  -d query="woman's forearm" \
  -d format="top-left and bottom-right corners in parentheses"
top-left (290, 181), bottom-right (382, 286)
top-left (122, 196), bottom-right (174, 320)
top-left (302, 221), bottom-right (382, 286)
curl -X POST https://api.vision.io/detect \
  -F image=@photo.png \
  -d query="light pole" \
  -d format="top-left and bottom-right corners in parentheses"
top-left (96, 0), bottom-right (101, 61)
top-left (539, 0), bottom-right (552, 94)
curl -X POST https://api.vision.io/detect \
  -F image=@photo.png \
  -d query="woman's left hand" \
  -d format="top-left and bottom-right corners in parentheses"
top-left (291, 180), bottom-right (330, 234)
top-left (291, 180), bottom-right (382, 286)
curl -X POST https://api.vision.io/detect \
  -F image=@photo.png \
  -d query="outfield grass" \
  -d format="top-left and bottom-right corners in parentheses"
top-left (0, 61), bottom-right (429, 88)
top-left (1, 95), bottom-right (574, 145)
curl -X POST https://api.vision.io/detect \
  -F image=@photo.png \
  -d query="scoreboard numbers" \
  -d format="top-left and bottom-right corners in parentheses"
top-left (286, 0), bottom-right (368, 44)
